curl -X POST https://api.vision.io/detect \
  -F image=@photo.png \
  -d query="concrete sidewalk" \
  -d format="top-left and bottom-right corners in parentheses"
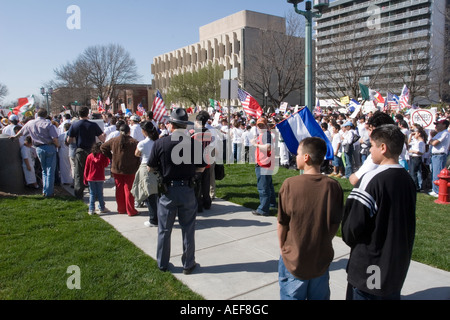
top-left (65, 178), bottom-right (450, 300)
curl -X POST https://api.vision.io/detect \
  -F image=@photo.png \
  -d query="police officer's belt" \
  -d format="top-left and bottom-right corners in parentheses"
top-left (168, 180), bottom-right (191, 187)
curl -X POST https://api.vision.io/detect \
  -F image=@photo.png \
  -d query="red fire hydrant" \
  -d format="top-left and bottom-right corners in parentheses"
top-left (433, 167), bottom-right (450, 205)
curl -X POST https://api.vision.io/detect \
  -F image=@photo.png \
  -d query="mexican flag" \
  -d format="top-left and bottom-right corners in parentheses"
top-left (12, 95), bottom-right (35, 115)
top-left (209, 98), bottom-right (222, 112)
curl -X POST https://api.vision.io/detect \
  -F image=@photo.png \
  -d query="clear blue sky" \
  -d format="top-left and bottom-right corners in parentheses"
top-left (0, 0), bottom-right (310, 105)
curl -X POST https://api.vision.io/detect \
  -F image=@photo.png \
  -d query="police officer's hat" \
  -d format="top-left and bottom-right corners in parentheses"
top-left (164, 108), bottom-right (194, 126)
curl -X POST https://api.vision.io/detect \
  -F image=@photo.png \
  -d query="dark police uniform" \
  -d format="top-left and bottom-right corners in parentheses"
top-left (147, 108), bottom-right (205, 273)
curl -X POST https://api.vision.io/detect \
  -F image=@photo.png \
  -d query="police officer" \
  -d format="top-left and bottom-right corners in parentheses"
top-left (147, 108), bottom-right (205, 274)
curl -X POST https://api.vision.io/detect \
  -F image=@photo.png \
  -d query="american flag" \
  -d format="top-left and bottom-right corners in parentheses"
top-left (237, 88), bottom-right (263, 119)
top-left (152, 90), bottom-right (168, 123)
top-left (399, 85), bottom-right (410, 109)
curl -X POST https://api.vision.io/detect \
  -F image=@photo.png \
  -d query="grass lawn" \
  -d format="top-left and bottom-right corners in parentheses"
top-left (0, 195), bottom-right (203, 300)
top-left (216, 164), bottom-right (449, 272)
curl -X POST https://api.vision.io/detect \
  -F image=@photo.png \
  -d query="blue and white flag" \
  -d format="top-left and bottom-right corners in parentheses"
top-left (276, 107), bottom-right (334, 160)
top-left (349, 98), bottom-right (360, 113)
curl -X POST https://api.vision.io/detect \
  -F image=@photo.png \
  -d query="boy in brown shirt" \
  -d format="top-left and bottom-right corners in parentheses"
top-left (278, 137), bottom-right (344, 300)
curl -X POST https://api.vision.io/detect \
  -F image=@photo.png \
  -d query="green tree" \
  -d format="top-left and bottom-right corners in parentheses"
top-left (166, 63), bottom-right (223, 107)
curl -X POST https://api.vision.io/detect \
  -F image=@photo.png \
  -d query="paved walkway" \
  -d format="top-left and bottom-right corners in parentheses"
top-left (65, 176), bottom-right (450, 300)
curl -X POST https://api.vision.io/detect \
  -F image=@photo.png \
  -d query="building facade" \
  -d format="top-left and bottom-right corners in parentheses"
top-left (151, 10), bottom-right (304, 109)
top-left (315, 0), bottom-right (449, 105)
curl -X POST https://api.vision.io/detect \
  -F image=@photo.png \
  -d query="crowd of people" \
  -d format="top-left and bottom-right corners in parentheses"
top-left (1, 103), bottom-right (449, 300)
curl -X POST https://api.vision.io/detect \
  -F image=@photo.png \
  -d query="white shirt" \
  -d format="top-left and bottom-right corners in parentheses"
top-left (430, 130), bottom-right (450, 154)
top-left (2, 124), bottom-right (17, 136)
top-left (332, 132), bottom-right (341, 153)
top-left (231, 127), bottom-right (243, 144)
top-left (409, 138), bottom-right (425, 158)
top-left (130, 123), bottom-right (145, 142)
top-left (137, 137), bottom-right (155, 164)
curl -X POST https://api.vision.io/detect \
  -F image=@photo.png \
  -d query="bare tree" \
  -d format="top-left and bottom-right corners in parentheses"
top-left (78, 44), bottom-right (140, 101)
top-left (316, 28), bottom-right (391, 101)
top-left (0, 83), bottom-right (8, 102)
top-left (52, 44), bottom-right (140, 107)
top-left (392, 41), bottom-right (433, 104)
top-left (243, 12), bottom-right (305, 110)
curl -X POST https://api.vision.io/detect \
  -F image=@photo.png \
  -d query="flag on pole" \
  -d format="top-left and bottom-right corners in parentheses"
top-left (399, 85), bottom-right (410, 109)
top-left (359, 83), bottom-right (370, 101)
top-left (152, 90), bottom-right (168, 123)
top-left (209, 98), bottom-right (222, 113)
top-left (237, 88), bottom-right (263, 119)
top-left (13, 95), bottom-right (35, 115)
top-left (387, 92), bottom-right (399, 105)
top-left (97, 96), bottom-right (105, 113)
top-left (276, 107), bottom-right (334, 160)
top-left (349, 99), bottom-right (361, 118)
top-left (370, 90), bottom-right (385, 104)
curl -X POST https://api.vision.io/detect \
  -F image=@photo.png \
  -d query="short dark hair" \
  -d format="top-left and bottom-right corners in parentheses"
top-left (37, 109), bottom-right (48, 118)
top-left (370, 124), bottom-right (405, 157)
top-left (367, 111), bottom-right (395, 128)
top-left (196, 111), bottom-right (210, 127)
top-left (79, 107), bottom-right (90, 118)
top-left (298, 137), bottom-right (326, 165)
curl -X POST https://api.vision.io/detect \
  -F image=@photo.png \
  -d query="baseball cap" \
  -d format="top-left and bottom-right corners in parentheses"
top-left (343, 121), bottom-right (353, 127)
top-left (434, 118), bottom-right (449, 126)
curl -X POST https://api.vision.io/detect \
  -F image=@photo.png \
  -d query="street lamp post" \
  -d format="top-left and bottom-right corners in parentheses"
top-left (287, 0), bottom-right (329, 112)
top-left (40, 87), bottom-right (53, 114)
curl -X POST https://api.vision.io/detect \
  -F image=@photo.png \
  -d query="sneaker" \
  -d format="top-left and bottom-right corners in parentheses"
top-left (144, 221), bottom-right (158, 227)
top-left (98, 207), bottom-right (111, 214)
top-left (88, 210), bottom-right (96, 215)
top-left (428, 191), bottom-right (438, 198)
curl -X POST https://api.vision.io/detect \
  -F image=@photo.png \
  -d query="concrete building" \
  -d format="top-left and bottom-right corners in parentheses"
top-left (151, 10), bottom-right (304, 109)
top-left (315, 0), bottom-right (449, 105)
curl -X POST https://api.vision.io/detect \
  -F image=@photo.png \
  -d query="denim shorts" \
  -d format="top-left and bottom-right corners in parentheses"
top-left (332, 155), bottom-right (343, 167)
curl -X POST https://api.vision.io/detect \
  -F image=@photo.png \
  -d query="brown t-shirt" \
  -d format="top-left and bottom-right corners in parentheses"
top-left (278, 174), bottom-right (343, 280)
top-left (101, 135), bottom-right (140, 175)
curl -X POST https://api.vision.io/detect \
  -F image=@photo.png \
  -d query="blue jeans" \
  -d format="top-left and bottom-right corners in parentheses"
top-left (255, 166), bottom-right (276, 215)
top-left (36, 145), bottom-right (57, 197)
top-left (88, 181), bottom-right (105, 211)
top-left (278, 257), bottom-right (330, 300)
top-left (346, 283), bottom-right (400, 300)
top-left (431, 154), bottom-right (448, 193)
top-left (409, 157), bottom-right (423, 191)
top-left (344, 145), bottom-right (354, 178)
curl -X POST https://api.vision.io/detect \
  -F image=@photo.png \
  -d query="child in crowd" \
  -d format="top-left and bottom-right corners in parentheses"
top-left (83, 142), bottom-right (110, 215)
top-left (20, 136), bottom-right (39, 189)
top-left (278, 137), bottom-right (344, 300)
top-left (343, 124), bottom-right (416, 300)
top-left (330, 123), bottom-right (344, 177)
